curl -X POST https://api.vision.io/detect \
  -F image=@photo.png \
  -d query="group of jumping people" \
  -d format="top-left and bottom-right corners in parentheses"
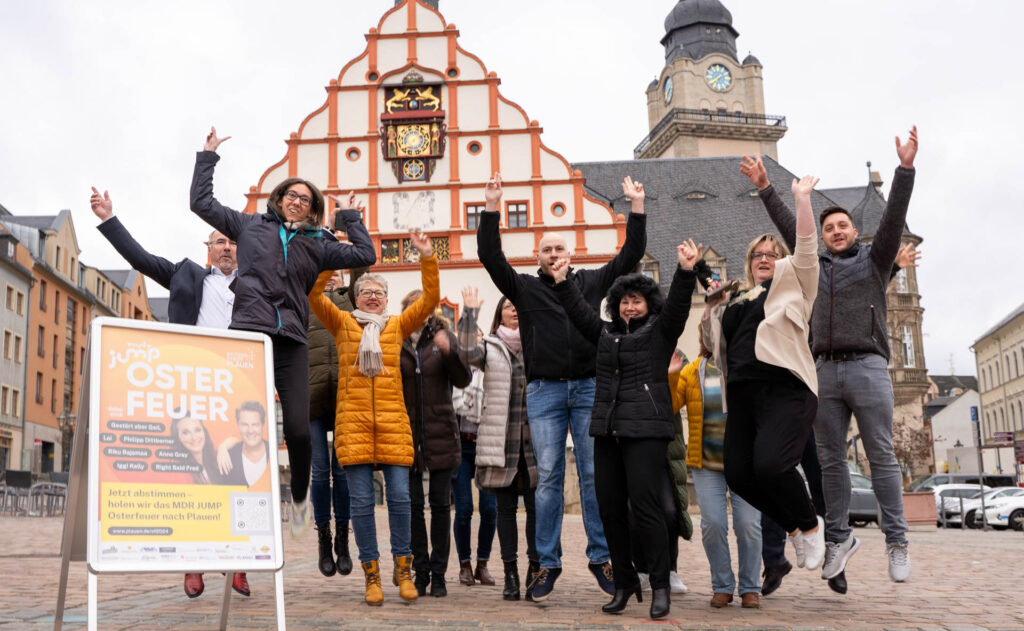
top-left (89, 124), bottom-right (918, 619)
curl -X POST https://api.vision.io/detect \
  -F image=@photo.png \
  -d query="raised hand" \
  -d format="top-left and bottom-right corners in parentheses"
top-left (895, 242), bottom-right (921, 269)
top-left (677, 238), bottom-right (703, 270)
top-left (89, 187), bottom-right (113, 221)
top-left (550, 257), bottom-right (569, 283)
top-left (621, 176), bottom-right (645, 202)
top-left (740, 155), bottom-right (770, 190)
top-left (895, 125), bottom-right (918, 169)
top-left (791, 175), bottom-right (819, 199)
top-left (328, 192), bottom-right (363, 227)
top-left (409, 230), bottom-right (433, 257)
top-left (668, 350), bottom-right (685, 374)
top-left (461, 286), bottom-right (483, 310)
top-left (484, 172), bottom-right (503, 210)
top-left (204, 126), bottom-right (232, 152)
top-left (433, 330), bottom-right (451, 356)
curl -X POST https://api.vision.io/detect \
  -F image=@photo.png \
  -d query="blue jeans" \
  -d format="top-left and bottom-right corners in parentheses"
top-left (691, 466), bottom-right (762, 595)
top-left (452, 440), bottom-right (497, 563)
top-left (525, 378), bottom-right (609, 569)
top-left (346, 464), bottom-right (411, 563)
top-left (310, 414), bottom-right (350, 528)
top-left (814, 353), bottom-right (908, 546)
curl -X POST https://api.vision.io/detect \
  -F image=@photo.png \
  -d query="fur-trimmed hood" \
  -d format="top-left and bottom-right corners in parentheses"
top-left (604, 272), bottom-right (665, 328)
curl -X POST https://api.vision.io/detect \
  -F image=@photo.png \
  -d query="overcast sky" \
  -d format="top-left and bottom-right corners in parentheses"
top-left (2, 0), bottom-right (1020, 376)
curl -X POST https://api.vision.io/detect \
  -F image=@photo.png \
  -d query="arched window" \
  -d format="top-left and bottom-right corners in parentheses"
top-left (986, 412), bottom-right (992, 439)
top-left (980, 371), bottom-right (986, 391)
top-left (1018, 401), bottom-right (1023, 431)
top-left (1015, 351), bottom-right (1020, 378)
top-left (1000, 408), bottom-right (1006, 432)
top-left (1013, 404), bottom-right (1018, 429)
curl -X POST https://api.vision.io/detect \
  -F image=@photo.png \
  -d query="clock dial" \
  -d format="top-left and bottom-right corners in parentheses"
top-left (704, 63), bottom-right (733, 92)
top-left (397, 124), bottom-right (430, 157)
top-left (663, 76), bottom-right (674, 105)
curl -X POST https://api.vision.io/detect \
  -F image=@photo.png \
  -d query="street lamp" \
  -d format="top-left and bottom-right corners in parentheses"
top-left (56, 411), bottom-right (76, 472)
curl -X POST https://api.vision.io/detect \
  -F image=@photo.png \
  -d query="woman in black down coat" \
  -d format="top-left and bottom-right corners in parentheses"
top-left (189, 128), bottom-right (376, 536)
top-left (551, 238), bottom-right (701, 620)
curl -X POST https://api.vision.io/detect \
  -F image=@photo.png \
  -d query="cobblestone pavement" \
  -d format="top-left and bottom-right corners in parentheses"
top-left (2, 512), bottom-right (1023, 630)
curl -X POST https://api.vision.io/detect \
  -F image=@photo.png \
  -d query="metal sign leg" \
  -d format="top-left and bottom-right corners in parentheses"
top-left (275, 569), bottom-right (287, 631)
top-left (88, 572), bottom-right (98, 631)
top-left (219, 572), bottom-right (234, 630)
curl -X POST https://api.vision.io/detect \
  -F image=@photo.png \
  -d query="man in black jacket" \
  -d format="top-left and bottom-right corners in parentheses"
top-left (90, 188), bottom-right (248, 600)
top-left (740, 126), bottom-right (918, 586)
top-left (477, 173), bottom-right (647, 601)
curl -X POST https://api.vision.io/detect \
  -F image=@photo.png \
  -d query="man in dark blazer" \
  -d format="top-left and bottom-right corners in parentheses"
top-left (220, 401), bottom-right (271, 488)
top-left (90, 187), bottom-right (248, 599)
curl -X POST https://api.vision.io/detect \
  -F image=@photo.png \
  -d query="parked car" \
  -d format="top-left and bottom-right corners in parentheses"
top-left (849, 472), bottom-right (878, 527)
top-left (906, 473), bottom-right (1015, 492)
top-left (931, 484), bottom-right (990, 526)
top-left (962, 487), bottom-right (1024, 528)
top-left (980, 495), bottom-right (1024, 531)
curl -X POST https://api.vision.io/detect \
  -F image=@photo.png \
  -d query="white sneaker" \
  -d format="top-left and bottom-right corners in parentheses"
top-left (821, 536), bottom-right (860, 579)
top-left (669, 571), bottom-right (688, 594)
top-left (801, 516), bottom-right (826, 571)
top-left (289, 497), bottom-right (310, 539)
top-left (638, 572), bottom-right (651, 591)
top-left (887, 543), bottom-right (911, 582)
top-left (788, 532), bottom-right (806, 568)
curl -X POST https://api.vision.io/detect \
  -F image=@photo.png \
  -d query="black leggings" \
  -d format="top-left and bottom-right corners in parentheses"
top-left (724, 379), bottom-right (818, 534)
top-left (594, 436), bottom-right (671, 591)
top-left (493, 480), bottom-right (537, 564)
top-left (631, 462), bottom-right (678, 573)
top-left (762, 428), bottom-right (827, 567)
top-left (271, 335), bottom-right (311, 503)
top-left (410, 468), bottom-right (454, 575)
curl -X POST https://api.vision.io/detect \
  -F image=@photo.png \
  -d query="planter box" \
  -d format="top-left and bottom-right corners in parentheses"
top-left (903, 491), bottom-right (938, 531)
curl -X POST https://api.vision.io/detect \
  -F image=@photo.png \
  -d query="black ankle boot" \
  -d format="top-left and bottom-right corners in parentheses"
top-left (502, 561), bottom-right (521, 601)
top-left (524, 560), bottom-right (541, 601)
top-left (429, 572), bottom-right (447, 597)
top-left (650, 587), bottom-right (670, 619)
top-left (602, 585), bottom-right (642, 614)
top-left (334, 524), bottom-right (352, 575)
top-left (414, 571), bottom-right (430, 596)
top-left (316, 525), bottom-right (336, 577)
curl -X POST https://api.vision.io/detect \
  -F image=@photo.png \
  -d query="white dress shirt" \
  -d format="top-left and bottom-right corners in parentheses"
top-left (196, 267), bottom-right (236, 329)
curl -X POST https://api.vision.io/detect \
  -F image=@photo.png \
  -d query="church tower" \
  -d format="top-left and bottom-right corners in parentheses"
top-left (635, 0), bottom-right (787, 160)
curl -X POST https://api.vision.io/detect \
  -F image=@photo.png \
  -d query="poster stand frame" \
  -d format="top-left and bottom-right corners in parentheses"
top-left (52, 319), bottom-right (287, 630)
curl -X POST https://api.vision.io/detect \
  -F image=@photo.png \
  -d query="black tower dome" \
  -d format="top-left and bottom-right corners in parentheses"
top-left (661, 0), bottom-right (739, 63)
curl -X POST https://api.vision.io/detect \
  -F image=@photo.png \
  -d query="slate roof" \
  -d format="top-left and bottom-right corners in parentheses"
top-left (101, 269), bottom-right (139, 291)
top-left (929, 374), bottom-right (979, 396)
top-left (574, 155), bottom-right (919, 296)
top-left (148, 297), bottom-right (169, 323)
top-left (976, 301), bottom-right (1024, 343)
top-left (924, 395), bottom-right (957, 420)
top-left (1, 212), bottom-right (68, 232)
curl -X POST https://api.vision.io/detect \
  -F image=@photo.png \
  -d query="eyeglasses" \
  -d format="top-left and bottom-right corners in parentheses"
top-left (208, 238), bottom-right (236, 247)
top-left (284, 190), bottom-right (312, 207)
top-left (358, 289), bottom-right (387, 299)
top-left (750, 252), bottom-right (780, 261)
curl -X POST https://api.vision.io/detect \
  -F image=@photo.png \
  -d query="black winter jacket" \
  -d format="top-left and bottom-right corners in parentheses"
top-left (400, 321), bottom-right (473, 472)
top-left (477, 210), bottom-right (647, 382)
top-left (189, 151), bottom-right (376, 344)
top-left (555, 266), bottom-right (696, 439)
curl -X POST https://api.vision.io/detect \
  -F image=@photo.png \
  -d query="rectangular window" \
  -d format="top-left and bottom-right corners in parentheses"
top-left (5, 286), bottom-right (12, 311)
top-left (902, 325), bottom-right (916, 369)
top-left (13, 335), bottom-right (22, 362)
top-left (52, 334), bottom-right (58, 369)
top-left (3, 331), bottom-right (10, 359)
top-left (39, 280), bottom-right (47, 310)
top-left (465, 203), bottom-right (486, 231)
top-left (95, 279), bottom-right (101, 295)
top-left (80, 348), bottom-right (85, 374)
top-left (895, 269), bottom-right (908, 293)
top-left (55, 246), bottom-right (62, 272)
top-left (11, 389), bottom-right (20, 417)
top-left (1, 386), bottom-right (9, 416)
top-left (506, 202), bottom-right (529, 229)
top-left (82, 305), bottom-right (88, 334)
top-left (50, 378), bottom-right (57, 413)
top-left (54, 290), bottom-right (60, 324)
top-left (16, 291), bottom-right (24, 315)
top-left (37, 326), bottom-right (44, 356)
top-left (35, 372), bottom-right (42, 404)
top-left (70, 258), bottom-right (76, 281)
top-left (381, 239), bottom-right (400, 264)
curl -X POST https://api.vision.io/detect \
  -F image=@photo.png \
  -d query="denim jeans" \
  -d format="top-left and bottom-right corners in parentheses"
top-left (814, 353), bottom-right (908, 546)
top-left (691, 466), bottom-right (762, 595)
top-left (309, 414), bottom-right (350, 528)
top-left (451, 440), bottom-right (497, 563)
top-left (346, 464), bottom-right (411, 563)
top-left (525, 378), bottom-right (609, 569)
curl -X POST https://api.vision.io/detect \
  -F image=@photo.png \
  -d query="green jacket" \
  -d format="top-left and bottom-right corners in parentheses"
top-left (668, 409), bottom-right (693, 540)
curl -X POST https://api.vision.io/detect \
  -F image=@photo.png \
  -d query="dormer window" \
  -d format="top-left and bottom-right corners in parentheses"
top-left (685, 192), bottom-right (706, 200)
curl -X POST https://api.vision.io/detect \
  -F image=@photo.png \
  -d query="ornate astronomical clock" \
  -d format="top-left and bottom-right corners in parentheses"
top-left (380, 70), bottom-right (447, 183)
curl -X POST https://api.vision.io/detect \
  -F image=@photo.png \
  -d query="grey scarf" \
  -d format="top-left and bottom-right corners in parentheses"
top-left (351, 309), bottom-right (389, 378)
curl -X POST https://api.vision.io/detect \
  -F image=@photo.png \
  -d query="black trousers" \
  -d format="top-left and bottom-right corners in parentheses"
top-left (494, 483), bottom-right (537, 564)
top-left (271, 336), bottom-right (311, 503)
top-left (594, 436), bottom-right (671, 591)
top-left (762, 428), bottom-right (827, 567)
top-left (724, 379), bottom-right (818, 534)
top-left (410, 467), bottom-right (454, 575)
top-left (631, 462), bottom-right (678, 573)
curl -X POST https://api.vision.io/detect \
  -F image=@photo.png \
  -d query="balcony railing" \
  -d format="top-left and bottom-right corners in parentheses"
top-left (635, 108), bottom-right (788, 156)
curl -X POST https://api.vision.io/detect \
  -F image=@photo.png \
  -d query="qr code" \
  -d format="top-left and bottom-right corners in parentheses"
top-left (230, 493), bottom-right (273, 535)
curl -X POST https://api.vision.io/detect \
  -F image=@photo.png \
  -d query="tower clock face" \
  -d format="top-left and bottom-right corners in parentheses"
top-left (704, 64), bottom-right (732, 92)
top-left (663, 77), bottom-right (673, 105)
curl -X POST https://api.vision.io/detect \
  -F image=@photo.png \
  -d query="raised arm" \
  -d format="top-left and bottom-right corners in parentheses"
top-left (309, 270), bottom-right (346, 336)
top-left (551, 259), bottom-right (604, 345)
top-left (476, 173), bottom-right (523, 301)
top-left (742, 155), bottom-right (797, 251)
top-left (890, 242), bottom-right (921, 281)
top-left (870, 126), bottom-right (918, 273)
top-left (398, 232), bottom-right (440, 338)
top-left (189, 127), bottom-right (248, 239)
top-left (456, 287), bottom-right (487, 369)
top-left (658, 240), bottom-right (700, 342)
top-left (91, 188), bottom-right (177, 289)
top-left (790, 175), bottom-right (821, 300)
top-left (321, 209), bottom-right (376, 270)
top-left (589, 176), bottom-right (648, 293)
top-left (435, 328), bottom-right (472, 389)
